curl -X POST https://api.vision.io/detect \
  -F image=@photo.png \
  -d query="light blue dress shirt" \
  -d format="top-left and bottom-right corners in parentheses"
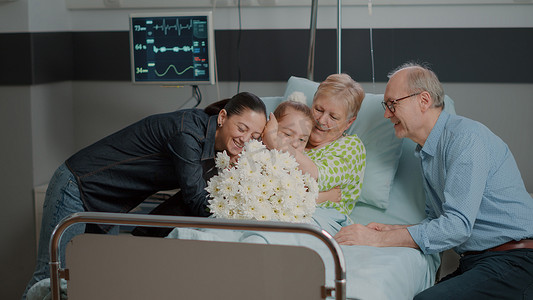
top-left (407, 111), bottom-right (533, 255)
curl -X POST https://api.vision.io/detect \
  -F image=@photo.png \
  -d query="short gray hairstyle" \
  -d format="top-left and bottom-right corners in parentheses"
top-left (313, 73), bottom-right (365, 119)
top-left (388, 62), bottom-right (445, 109)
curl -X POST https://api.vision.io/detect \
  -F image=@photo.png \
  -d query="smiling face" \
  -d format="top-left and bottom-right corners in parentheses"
top-left (307, 94), bottom-right (355, 149)
top-left (276, 107), bottom-right (314, 153)
top-left (384, 68), bottom-right (429, 145)
top-left (384, 71), bottom-right (414, 139)
top-left (215, 108), bottom-right (267, 159)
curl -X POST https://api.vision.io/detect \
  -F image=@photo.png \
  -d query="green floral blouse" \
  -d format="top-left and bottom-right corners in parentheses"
top-left (305, 135), bottom-right (366, 215)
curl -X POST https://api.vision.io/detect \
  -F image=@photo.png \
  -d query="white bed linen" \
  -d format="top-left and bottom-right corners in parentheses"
top-left (167, 208), bottom-right (439, 300)
top-left (27, 209), bottom-right (438, 300)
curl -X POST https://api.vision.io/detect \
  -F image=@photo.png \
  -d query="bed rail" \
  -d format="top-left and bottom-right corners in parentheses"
top-left (49, 212), bottom-right (347, 300)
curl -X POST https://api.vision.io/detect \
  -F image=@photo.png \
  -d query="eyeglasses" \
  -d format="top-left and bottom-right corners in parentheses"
top-left (381, 92), bottom-right (421, 113)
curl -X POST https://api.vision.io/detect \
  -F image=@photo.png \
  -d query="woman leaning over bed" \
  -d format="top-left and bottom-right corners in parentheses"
top-left (22, 92), bottom-right (267, 300)
top-left (264, 74), bottom-right (366, 216)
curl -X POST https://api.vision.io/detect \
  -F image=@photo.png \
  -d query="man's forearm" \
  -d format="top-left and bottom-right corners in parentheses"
top-left (380, 228), bottom-right (419, 249)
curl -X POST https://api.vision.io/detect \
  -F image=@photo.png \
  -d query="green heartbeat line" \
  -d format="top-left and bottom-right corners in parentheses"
top-left (155, 65), bottom-right (194, 77)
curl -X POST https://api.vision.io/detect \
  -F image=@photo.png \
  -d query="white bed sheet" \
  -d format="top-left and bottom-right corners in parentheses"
top-left (167, 208), bottom-right (439, 300)
top-left (27, 209), bottom-right (438, 300)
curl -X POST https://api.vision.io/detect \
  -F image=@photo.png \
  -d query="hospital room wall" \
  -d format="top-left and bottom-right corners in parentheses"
top-left (0, 2), bottom-right (532, 299)
top-left (0, 1), bottom-right (75, 299)
top-left (66, 4), bottom-right (533, 194)
top-left (65, 3), bottom-right (533, 189)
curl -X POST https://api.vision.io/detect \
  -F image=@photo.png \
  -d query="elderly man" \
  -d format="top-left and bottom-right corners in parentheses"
top-left (335, 62), bottom-right (533, 299)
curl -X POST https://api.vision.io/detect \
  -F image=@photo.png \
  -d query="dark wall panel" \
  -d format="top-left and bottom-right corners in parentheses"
top-left (1, 28), bottom-right (532, 85)
top-left (361, 28), bottom-right (533, 83)
top-left (0, 33), bottom-right (33, 85)
top-left (72, 31), bottom-right (130, 81)
top-left (32, 32), bottom-right (74, 84)
top-left (215, 30), bottom-right (310, 82)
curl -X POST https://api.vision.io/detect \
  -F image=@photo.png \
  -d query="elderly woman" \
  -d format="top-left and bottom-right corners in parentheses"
top-left (264, 73), bottom-right (366, 216)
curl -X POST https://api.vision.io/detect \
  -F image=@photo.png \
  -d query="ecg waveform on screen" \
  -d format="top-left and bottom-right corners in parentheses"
top-left (154, 64), bottom-right (194, 77)
top-left (152, 18), bottom-right (193, 36)
top-left (131, 14), bottom-right (212, 83)
top-left (152, 45), bottom-right (194, 53)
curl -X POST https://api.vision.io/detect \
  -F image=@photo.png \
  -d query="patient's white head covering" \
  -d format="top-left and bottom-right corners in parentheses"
top-left (286, 91), bottom-right (307, 105)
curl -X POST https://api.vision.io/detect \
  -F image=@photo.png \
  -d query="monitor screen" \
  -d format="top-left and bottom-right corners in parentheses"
top-left (130, 11), bottom-right (215, 85)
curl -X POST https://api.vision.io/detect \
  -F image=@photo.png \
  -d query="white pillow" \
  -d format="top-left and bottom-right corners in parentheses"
top-left (261, 96), bottom-right (284, 115)
top-left (282, 76), bottom-right (403, 209)
top-left (283, 76), bottom-right (319, 107)
top-left (347, 93), bottom-right (403, 209)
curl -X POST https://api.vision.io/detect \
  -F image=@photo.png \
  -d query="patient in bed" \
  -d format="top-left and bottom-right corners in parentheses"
top-left (264, 74), bottom-right (366, 216)
top-left (205, 78), bottom-right (367, 230)
top-left (269, 98), bottom-right (346, 222)
top-left (170, 97), bottom-right (355, 238)
top-left (270, 97), bottom-right (314, 154)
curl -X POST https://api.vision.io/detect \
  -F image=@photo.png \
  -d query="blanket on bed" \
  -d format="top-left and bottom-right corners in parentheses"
top-left (27, 208), bottom-right (438, 300)
top-left (167, 207), bottom-right (439, 300)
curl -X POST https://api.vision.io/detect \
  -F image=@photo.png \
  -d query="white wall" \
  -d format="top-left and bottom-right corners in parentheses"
top-left (28, 0), bottom-right (71, 32)
top-left (31, 82), bottom-right (76, 186)
top-left (0, 83), bottom-right (75, 300)
top-left (0, 0), bottom-right (29, 32)
top-left (0, 83), bottom-right (75, 299)
top-left (71, 81), bottom-right (285, 148)
top-left (0, 0), bottom-right (74, 298)
top-left (0, 0), bottom-right (70, 32)
top-left (0, 86), bottom-right (35, 299)
top-left (66, 4), bottom-right (533, 30)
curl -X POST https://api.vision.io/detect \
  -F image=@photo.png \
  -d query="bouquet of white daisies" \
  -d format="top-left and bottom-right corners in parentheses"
top-left (206, 140), bottom-right (318, 223)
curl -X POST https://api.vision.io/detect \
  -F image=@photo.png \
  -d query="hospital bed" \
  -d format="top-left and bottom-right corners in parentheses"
top-left (50, 212), bottom-right (346, 300)
top-left (41, 76), bottom-right (456, 300)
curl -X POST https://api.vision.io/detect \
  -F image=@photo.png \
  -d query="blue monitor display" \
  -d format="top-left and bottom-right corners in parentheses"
top-left (130, 12), bottom-right (215, 85)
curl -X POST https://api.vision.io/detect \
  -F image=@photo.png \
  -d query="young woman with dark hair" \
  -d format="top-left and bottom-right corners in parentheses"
top-left (23, 92), bottom-right (267, 299)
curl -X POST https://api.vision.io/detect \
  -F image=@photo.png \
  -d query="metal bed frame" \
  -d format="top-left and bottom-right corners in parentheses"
top-left (49, 212), bottom-right (347, 300)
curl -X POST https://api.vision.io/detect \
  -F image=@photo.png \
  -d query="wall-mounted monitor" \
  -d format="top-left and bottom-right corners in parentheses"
top-left (130, 11), bottom-right (215, 85)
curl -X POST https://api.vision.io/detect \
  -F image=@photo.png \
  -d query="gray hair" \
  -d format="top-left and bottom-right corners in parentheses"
top-left (388, 62), bottom-right (445, 109)
top-left (313, 73), bottom-right (365, 119)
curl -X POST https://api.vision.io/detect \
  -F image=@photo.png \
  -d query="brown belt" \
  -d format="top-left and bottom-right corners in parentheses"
top-left (462, 239), bottom-right (533, 256)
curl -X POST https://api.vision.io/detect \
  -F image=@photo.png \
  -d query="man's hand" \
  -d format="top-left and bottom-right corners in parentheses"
top-left (366, 222), bottom-right (408, 231)
top-left (334, 224), bottom-right (383, 246)
top-left (334, 223), bottom-right (419, 249)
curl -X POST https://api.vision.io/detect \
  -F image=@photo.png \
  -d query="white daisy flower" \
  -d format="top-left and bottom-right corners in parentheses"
top-left (206, 139), bottom-right (317, 223)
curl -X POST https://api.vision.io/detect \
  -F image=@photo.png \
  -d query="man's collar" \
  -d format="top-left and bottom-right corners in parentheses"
top-left (418, 110), bottom-right (449, 157)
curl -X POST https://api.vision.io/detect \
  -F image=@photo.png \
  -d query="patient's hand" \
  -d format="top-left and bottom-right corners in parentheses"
top-left (316, 186), bottom-right (341, 204)
top-left (262, 113), bottom-right (279, 150)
